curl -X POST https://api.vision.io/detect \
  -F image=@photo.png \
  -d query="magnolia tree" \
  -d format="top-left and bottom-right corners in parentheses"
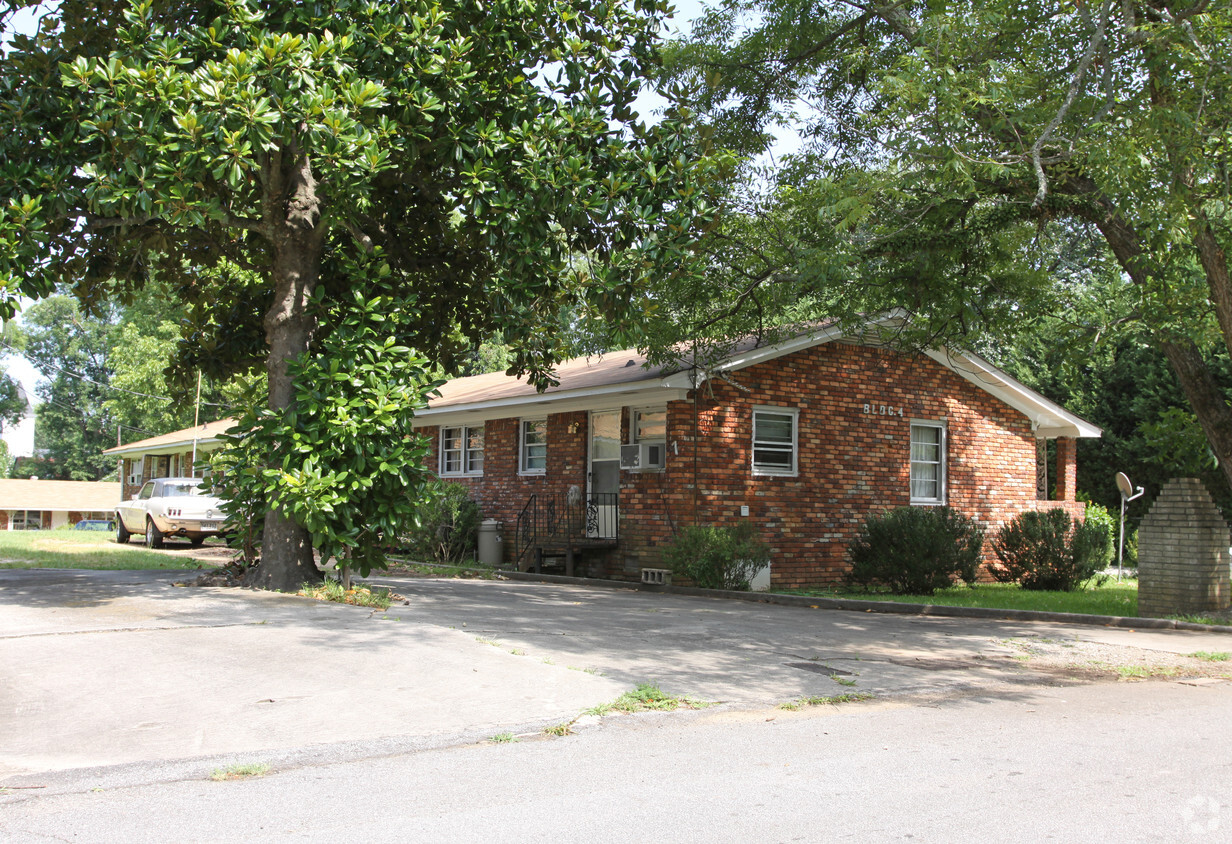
top-left (0, 0), bottom-right (722, 589)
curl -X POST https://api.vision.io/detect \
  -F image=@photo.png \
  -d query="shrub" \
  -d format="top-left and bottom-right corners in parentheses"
top-left (664, 523), bottom-right (771, 591)
top-left (847, 507), bottom-right (984, 595)
top-left (400, 481), bottom-right (481, 564)
top-left (991, 508), bottom-right (1112, 591)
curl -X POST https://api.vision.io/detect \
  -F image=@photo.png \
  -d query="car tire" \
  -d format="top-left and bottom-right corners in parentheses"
top-left (145, 519), bottom-right (165, 550)
top-left (190, 536), bottom-right (205, 548)
top-left (116, 516), bottom-right (131, 544)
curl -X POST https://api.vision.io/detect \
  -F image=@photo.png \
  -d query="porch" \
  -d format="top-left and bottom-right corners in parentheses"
top-left (514, 491), bottom-right (619, 575)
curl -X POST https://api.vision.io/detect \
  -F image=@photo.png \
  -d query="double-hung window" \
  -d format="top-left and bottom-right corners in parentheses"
top-left (520, 419), bottom-right (547, 474)
top-left (910, 422), bottom-right (946, 504)
top-left (632, 408), bottom-right (666, 445)
top-left (752, 407), bottom-right (798, 476)
top-left (440, 425), bottom-right (484, 476)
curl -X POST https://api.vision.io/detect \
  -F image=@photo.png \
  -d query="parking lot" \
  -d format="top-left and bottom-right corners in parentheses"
top-left (3, 567), bottom-right (1230, 786)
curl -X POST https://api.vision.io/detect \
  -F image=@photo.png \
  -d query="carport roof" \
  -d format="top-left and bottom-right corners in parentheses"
top-left (104, 418), bottom-right (238, 457)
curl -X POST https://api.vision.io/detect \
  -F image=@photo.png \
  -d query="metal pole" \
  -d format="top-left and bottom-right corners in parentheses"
top-left (1118, 494), bottom-right (1126, 581)
top-left (191, 371), bottom-right (202, 477)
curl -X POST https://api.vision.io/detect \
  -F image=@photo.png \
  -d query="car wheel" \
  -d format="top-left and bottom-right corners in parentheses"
top-left (116, 516), bottom-right (131, 544)
top-left (190, 536), bottom-right (205, 548)
top-left (145, 519), bottom-right (165, 550)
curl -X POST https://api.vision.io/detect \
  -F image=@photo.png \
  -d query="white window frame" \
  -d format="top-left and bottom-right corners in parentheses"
top-left (752, 406), bottom-right (798, 477)
top-left (909, 421), bottom-right (947, 505)
top-left (519, 418), bottom-right (547, 475)
top-left (631, 406), bottom-right (667, 445)
top-left (440, 425), bottom-right (484, 477)
top-left (10, 510), bottom-right (42, 530)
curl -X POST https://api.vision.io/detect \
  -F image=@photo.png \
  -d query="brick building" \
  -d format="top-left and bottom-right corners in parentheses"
top-left (414, 324), bottom-right (1100, 588)
top-left (104, 419), bottom-right (235, 502)
top-left (0, 479), bottom-right (121, 530)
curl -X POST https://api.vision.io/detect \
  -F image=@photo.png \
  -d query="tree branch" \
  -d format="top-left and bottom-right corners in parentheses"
top-left (1030, 0), bottom-right (1112, 208)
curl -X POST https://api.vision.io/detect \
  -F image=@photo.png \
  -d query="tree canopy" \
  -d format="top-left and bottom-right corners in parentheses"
top-left (0, 0), bottom-right (722, 588)
top-left (661, 0), bottom-right (1232, 496)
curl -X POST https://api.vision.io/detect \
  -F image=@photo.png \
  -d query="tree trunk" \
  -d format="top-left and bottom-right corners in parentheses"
top-left (1159, 339), bottom-right (1232, 495)
top-left (245, 150), bottom-right (325, 592)
top-left (1084, 191), bottom-right (1232, 496)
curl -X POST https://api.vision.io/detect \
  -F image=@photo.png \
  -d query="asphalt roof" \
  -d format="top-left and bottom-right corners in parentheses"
top-left (0, 479), bottom-right (122, 511)
top-left (103, 418), bottom-right (238, 457)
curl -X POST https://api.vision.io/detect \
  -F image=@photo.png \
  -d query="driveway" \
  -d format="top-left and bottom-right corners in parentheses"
top-left (2, 568), bottom-right (1229, 784)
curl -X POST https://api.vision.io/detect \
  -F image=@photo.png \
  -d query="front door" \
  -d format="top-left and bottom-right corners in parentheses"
top-left (588, 410), bottom-right (620, 538)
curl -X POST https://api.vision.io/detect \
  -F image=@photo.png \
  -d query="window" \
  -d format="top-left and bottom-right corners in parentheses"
top-left (520, 419), bottom-right (547, 474)
top-left (633, 408), bottom-right (667, 444)
top-left (910, 423), bottom-right (946, 503)
top-left (10, 510), bottom-right (42, 530)
top-left (440, 425), bottom-right (484, 476)
top-left (752, 407), bottom-right (798, 476)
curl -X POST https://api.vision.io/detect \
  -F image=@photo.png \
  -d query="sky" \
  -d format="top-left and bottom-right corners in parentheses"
top-left (0, 0), bottom-right (714, 404)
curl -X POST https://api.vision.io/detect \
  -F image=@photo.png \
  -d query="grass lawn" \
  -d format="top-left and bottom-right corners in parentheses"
top-left (0, 530), bottom-right (209, 570)
top-left (781, 579), bottom-right (1140, 617)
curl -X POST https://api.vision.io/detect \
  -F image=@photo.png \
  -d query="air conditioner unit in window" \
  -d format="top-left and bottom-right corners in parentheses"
top-left (619, 442), bottom-right (666, 471)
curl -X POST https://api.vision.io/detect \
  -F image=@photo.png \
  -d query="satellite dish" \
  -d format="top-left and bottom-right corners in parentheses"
top-left (1116, 472), bottom-right (1133, 498)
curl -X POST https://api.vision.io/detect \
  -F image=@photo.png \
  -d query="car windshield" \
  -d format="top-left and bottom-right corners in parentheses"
top-left (163, 481), bottom-right (205, 497)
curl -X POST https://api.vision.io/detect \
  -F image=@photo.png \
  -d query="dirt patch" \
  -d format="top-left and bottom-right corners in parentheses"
top-left (996, 636), bottom-right (1232, 683)
top-left (150, 543), bottom-right (237, 566)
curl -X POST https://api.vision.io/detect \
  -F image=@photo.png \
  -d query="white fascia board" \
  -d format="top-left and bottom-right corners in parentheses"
top-left (412, 384), bottom-right (691, 429)
top-left (715, 324), bottom-right (847, 373)
top-left (106, 437), bottom-right (224, 457)
top-left (925, 349), bottom-right (1102, 439)
top-left (703, 314), bottom-right (908, 377)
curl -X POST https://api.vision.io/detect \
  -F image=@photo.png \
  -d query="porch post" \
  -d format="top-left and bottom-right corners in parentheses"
top-left (1055, 437), bottom-right (1077, 501)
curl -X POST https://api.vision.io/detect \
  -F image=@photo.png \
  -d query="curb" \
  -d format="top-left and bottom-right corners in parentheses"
top-left (495, 570), bottom-right (1232, 635)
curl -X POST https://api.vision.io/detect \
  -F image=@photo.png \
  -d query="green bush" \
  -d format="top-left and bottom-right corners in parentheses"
top-left (1123, 528), bottom-right (1139, 569)
top-left (991, 508), bottom-right (1112, 591)
top-left (401, 481), bottom-right (481, 564)
top-left (847, 506), bottom-right (984, 595)
top-left (664, 523), bottom-right (771, 591)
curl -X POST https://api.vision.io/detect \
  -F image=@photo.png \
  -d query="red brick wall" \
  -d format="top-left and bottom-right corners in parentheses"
top-left (420, 411), bottom-right (597, 562)
top-left (425, 343), bottom-right (1074, 588)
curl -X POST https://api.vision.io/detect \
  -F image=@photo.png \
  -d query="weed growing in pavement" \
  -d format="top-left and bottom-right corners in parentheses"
top-left (1167, 613), bottom-right (1232, 626)
top-left (1190, 651), bottom-right (1232, 662)
top-left (1115, 665), bottom-right (1149, 680)
top-left (830, 674), bottom-right (857, 687)
top-left (490, 732), bottom-right (517, 743)
top-left (298, 580), bottom-right (394, 609)
top-left (584, 683), bottom-right (713, 716)
top-left (778, 692), bottom-right (875, 711)
top-left (210, 763), bottom-right (270, 781)
top-left (475, 636), bottom-right (502, 647)
top-left (510, 648), bottom-right (525, 656)
top-left (568, 665), bottom-right (602, 675)
top-left (543, 722), bottom-right (575, 737)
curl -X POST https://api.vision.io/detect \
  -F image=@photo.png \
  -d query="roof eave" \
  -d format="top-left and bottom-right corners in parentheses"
top-left (925, 349), bottom-right (1102, 439)
top-left (103, 436), bottom-right (224, 457)
top-left (414, 381), bottom-right (692, 427)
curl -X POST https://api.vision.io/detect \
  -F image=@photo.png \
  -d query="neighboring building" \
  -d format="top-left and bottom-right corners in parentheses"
top-left (0, 478), bottom-right (121, 530)
top-left (103, 419), bottom-right (235, 501)
top-left (1, 382), bottom-right (36, 459)
top-left (413, 324), bottom-right (1100, 588)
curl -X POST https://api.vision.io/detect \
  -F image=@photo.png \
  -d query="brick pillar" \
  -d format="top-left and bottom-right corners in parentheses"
top-left (1055, 437), bottom-right (1077, 501)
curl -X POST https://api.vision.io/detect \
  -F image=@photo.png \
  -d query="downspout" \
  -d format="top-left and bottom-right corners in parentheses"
top-left (692, 342), bottom-right (700, 527)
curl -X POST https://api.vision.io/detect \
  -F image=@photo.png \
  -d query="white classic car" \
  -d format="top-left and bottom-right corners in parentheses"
top-left (115, 477), bottom-right (228, 548)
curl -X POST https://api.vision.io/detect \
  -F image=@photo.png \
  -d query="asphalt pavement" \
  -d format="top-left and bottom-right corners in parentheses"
top-left (3, 568), bottom-right (1230, 790)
